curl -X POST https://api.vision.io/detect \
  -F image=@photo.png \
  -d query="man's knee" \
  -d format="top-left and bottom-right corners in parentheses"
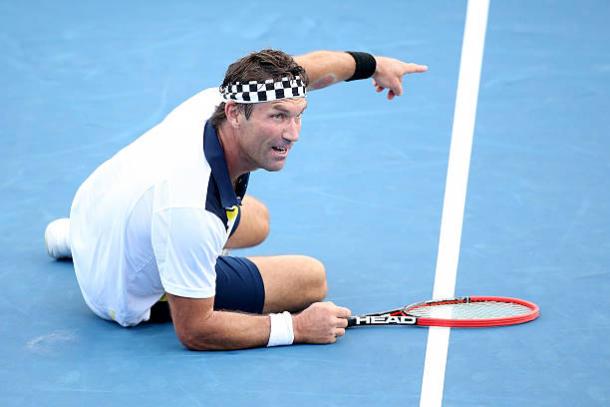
top-left (251, 201), bottom-right (270, 245)
top-left (252, 254), bottom-right (327, 313)
top-left (304, 257), bottom-right (327, 302)
top-left (226, 197), bottom-right (270, 249)
top-left (240, 199), bottom-right (269, 247)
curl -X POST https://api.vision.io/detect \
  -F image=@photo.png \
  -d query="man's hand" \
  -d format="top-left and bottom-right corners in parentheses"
top-left (372, 56), bottom-right (428, 100)
top-left (292, 301), bottom-right (351, 344)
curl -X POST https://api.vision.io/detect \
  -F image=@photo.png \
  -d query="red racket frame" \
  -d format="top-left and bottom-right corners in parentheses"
top-left (399, 296), bottom-right (540, 327)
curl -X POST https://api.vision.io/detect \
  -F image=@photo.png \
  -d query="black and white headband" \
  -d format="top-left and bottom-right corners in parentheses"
top-left (219, 76), bottom-right (306, 104)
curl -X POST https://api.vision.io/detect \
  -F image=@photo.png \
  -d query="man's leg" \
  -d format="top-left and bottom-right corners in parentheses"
top-left (248, 255), bottom-right (327, 314)
top-left (224, 196), bottom-right (328, 313)
top-left (151, 255), bottom-right (327, 322)
top-left (225, 195), bottom-right (270, 249)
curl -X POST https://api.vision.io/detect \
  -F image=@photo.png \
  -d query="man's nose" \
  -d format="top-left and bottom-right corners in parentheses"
top-left (282, 118), bottom-right (300, 142)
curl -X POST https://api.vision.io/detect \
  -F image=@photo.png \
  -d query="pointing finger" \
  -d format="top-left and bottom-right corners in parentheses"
top-left (403, 63), bottom-right (428, 74)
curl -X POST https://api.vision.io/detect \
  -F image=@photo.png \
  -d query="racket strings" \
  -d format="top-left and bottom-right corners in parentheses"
top-left (406, 301), bottom-right (532, 320)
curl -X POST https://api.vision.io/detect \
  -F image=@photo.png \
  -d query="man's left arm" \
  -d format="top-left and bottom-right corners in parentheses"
top-left (294, 50), bottom-right (427, 99)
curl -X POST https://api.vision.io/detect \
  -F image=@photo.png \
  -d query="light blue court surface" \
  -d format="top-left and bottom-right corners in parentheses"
top-left (1, 1), bottom-right (609, 405)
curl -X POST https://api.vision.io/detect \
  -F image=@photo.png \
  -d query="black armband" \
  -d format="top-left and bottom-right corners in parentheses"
top-left (345, 51), bottom-right (377, 81)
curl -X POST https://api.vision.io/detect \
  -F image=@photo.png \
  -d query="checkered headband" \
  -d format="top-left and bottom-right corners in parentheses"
top-left (219, 76), bottom-right (306, 104)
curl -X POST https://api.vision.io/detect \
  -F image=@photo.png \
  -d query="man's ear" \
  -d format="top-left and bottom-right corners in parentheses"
top-left (224, 101), bottom-right (241, 128)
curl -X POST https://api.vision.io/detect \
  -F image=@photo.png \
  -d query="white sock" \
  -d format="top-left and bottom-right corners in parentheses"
top-left (45, 218), bottom-right (72, 259)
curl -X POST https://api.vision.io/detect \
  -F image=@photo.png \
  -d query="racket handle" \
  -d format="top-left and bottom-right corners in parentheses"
top-left (346, 314), bottom-right (418, 327)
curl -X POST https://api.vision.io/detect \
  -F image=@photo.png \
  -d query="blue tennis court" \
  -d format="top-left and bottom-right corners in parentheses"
top-left (1, 0), bottom-right (609, 405)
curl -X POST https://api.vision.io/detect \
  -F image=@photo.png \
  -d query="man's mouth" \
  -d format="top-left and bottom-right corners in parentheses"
top-left (272, 145), bottom-right (288, 153)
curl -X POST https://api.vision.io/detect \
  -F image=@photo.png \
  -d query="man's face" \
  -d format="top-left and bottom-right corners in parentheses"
top-left (235, 98), bottom-right (307, 172)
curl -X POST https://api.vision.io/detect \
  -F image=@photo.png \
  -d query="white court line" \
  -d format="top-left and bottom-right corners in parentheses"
top-left (418, 1), bottom-right (490, 406)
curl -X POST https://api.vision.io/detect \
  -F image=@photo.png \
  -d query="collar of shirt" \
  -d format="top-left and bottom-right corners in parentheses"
top-left (203, 120), bottom-right (249, 208)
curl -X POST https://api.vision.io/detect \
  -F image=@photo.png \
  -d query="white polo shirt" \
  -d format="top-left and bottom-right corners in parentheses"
top-left (70, 88), bottom-right (249, 327)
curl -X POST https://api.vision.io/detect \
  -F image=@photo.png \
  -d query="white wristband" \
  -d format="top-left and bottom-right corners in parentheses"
top-left (267, 311), bottom-right (294, 347)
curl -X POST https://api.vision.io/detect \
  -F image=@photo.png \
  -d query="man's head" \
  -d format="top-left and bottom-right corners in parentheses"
top-left (212, 50), bottom-right (309, 173)
top-left (210, 49), bottom-right (308, 127)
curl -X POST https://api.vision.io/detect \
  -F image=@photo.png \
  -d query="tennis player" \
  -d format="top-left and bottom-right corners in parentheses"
top-left (44, 50), bottom-right (427, 350)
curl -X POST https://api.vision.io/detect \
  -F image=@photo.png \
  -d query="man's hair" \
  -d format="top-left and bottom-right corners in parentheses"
top-left (209, 49), bottom-right (308, 127)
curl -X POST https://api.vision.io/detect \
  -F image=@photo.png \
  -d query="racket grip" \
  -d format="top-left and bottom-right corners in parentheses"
top-left (347, 317), bottom-right (357, 327)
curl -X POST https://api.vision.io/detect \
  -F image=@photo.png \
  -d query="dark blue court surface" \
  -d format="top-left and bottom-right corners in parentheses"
top-left (1, 1), bottom-right (609, 405)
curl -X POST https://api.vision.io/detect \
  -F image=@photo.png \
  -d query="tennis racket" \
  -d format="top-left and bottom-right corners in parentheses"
top-left (347, 296), bottom-right (539, 328)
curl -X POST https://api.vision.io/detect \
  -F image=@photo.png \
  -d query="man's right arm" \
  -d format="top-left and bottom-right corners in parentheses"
top-left (294, 50), bottom-right (428, 99)
top-left (167, 293), bottom-right (350, 350)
